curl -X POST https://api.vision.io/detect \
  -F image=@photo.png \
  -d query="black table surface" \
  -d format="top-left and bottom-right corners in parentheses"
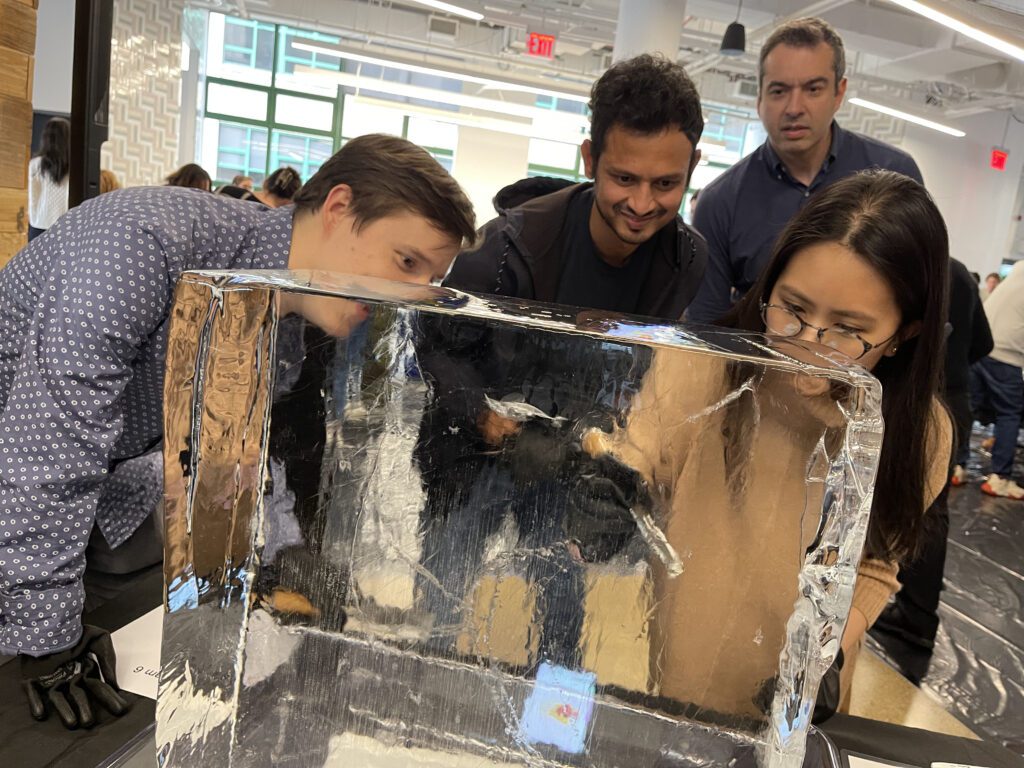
top-left (1, 570), bottom-right (1020, 768)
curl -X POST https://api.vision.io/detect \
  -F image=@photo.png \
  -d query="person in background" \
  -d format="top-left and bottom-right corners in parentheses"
top-left (688, 187), bottom-right (701, 224)
top-left (165, 163), bottom-right (212, 191)
top-left (871, 257), bottom-right (992, 683)
top-left (27, 117), bottom-right (71, 241)
top-left (981, 271), bottom-right (1001, 301)
top-left (686, 17), bottom-right (922, 324)
top-left (99, 170), bottom-right (121, 195)
top-left (232, 174), bottom-right (255, 191)
top-left (414, 53), bottom-right (707, 668)
top-left (970, 261), bottom-right (1024, 499)
top-left (255, 166), bottom-right (302, 208)
top-left (572, 170), bottom-right (950, 716)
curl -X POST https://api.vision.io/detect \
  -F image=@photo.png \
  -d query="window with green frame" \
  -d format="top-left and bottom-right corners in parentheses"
top-left (214, 121), bottom-right (269, 184)
top-left (222, 17), bottom-right (275, 71)
top-left (271, 130), bottom-right (334, 180)
top-left (277, 26), bottom-right (343, 75)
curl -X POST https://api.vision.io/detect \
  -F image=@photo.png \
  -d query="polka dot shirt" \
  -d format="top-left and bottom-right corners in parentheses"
top-left (0, 187), bottom-right (293, 656)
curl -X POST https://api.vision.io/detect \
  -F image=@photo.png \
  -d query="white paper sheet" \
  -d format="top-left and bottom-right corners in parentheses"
top-left (110, 606), bottom-right (164, 699)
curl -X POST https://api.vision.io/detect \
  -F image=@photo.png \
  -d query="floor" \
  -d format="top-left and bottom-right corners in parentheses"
top-left (866, 427), bottom-right (1024, 756)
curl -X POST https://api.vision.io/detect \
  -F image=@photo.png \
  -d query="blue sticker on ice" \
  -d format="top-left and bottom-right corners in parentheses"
top-left (517, 662), bottom-right (597, 754)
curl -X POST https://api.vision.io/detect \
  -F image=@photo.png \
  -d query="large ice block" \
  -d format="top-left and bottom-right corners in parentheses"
top-left (156, 270), bottom-right (881, 768)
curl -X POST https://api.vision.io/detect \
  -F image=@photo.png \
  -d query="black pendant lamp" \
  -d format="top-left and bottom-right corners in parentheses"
top-left (720, 0), bottom-right (746, 57)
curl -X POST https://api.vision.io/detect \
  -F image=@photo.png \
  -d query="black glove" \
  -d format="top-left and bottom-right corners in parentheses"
top-left (812, 647), bottom-right (844, 723)
top-left (507, 423), bottom-right (569, 481)
top-left (258, 545), bottom-right (349, 632)
top-left (566, 451), bottom-right (647, 562)
top-left (20, 625), bottom-right (130, 728)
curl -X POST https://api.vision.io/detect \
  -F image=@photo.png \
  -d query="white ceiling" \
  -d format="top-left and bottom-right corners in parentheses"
top-left (198, 0), bottom-right (1024, 118)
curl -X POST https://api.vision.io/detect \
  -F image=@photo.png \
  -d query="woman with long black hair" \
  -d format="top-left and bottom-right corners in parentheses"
top-left (27, 117), bottom-right (70, 241)
top-left (570, 170), bottom-right (952, 718)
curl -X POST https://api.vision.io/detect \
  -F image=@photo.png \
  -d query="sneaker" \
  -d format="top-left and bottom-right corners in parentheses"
top-left (980, 474), bottom-right (1024, 499)
top-left (950, 465), bottom-right (967, 487)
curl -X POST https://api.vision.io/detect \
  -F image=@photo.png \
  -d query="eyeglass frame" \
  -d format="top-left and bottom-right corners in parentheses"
top-left (759, 301), bottom-right (898, 361)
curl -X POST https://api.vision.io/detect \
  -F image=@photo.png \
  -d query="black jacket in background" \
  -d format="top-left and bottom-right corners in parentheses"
top-left (414, 177), bottom-right (708, 480)
top-left (945, 258), bottom-right (993, 396)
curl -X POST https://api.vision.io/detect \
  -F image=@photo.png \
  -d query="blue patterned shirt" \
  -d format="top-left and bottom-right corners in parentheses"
top-left (0, 187), bottom-right (292, 655)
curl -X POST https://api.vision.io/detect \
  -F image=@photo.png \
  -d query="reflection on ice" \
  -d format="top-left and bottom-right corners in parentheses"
top-left (156, 270), bottom-right (881, 768)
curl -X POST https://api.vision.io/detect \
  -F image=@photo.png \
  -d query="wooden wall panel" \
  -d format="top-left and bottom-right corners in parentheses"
top-left (0, 0), bottom-right (34, 267)
top-left (0, 0), bottom-right (37, 56)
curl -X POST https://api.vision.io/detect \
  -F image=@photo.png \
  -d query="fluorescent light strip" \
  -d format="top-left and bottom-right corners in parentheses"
top-left (849, 97), bottom-right (966, 137)
top-left (402, 0), bottom-right (484, 21)
top-left (291, 41), bottom-right (590, 104)
top-left (885, 0), bottom-right (1024, 62)
top-left (328, 69), bottom-right (588, 128)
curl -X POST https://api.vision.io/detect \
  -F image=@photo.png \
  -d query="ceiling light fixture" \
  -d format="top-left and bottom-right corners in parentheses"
top-left (401, 0), bottom-right (484, 22)
top-left (849, 97), bottom-right (966, 137)
top-left (719, 0), bottom-right (746, 57)
top-left (884, 0), bottom-right (1024, 62)
top-left (291, 40), bottom-right (590, 104)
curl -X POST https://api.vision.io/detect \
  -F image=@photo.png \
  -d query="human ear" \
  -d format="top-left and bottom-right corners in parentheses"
top-left (320, 184), bottom-right (354, 233)
top-left (580, 139), bottom-right (595, 179)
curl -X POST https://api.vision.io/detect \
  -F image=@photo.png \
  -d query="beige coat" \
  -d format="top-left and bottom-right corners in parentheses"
top-left (599, 348), bottom-right (950, 719)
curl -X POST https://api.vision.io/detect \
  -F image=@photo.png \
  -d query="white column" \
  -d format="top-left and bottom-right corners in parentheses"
top-left (451, 126), bottom-right (531, 227)
top-left (613, 0), bottom-right (687, 62)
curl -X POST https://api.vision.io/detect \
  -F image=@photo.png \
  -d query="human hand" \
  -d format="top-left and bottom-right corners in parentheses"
top-left (478, 409), bottom-right (521, 446)
top-left (20, 625), bottom-right (130, 728)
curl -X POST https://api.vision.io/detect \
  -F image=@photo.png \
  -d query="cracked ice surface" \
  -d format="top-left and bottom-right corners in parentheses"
top-left (156, 270), bottom-right (880, 768)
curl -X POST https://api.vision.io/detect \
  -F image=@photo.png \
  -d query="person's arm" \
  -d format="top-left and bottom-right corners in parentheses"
top-left (0, 220), bottom-right (171, 656)
top-left (416, 219), bottom-right (519, 443)
top-left (685, 188), bottom-right (735, 325)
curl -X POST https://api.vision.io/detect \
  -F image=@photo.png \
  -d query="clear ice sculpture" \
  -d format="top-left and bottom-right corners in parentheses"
top-left (155, 270), bottom-right (882, 768)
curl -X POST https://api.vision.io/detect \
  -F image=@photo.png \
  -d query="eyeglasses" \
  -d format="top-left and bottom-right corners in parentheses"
top-left (760, 302), bottom-right (896, 361)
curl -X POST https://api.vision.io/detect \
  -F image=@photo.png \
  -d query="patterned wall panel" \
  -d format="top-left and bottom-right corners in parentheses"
top-left (102, 0), bottom-right (185, 188)
top-left (835, 102), bottom-right (906, 146)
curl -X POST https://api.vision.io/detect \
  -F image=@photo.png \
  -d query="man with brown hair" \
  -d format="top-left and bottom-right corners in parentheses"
top-left (687, 17), bottom-right (923, 323)
top-left (0, 133), bottom-right (475, 728)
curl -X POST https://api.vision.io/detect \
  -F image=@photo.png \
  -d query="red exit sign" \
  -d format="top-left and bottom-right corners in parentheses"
top-left (527, 32), bottom-right (556, 58)
top-left (991, 147), bottom-right (1009, 171)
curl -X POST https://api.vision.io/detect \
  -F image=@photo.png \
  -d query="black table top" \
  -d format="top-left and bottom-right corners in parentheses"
top-left (1, 570), bottom-right (1020, 768)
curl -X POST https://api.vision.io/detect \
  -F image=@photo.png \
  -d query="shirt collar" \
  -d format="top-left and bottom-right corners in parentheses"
top-left (250, 205), bottom-right (294, 270)
top-left (762, 120), bottom-right (844, 177)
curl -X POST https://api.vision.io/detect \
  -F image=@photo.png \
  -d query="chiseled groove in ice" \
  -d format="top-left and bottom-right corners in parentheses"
top-left (183, 290), bottom-right (222, 536)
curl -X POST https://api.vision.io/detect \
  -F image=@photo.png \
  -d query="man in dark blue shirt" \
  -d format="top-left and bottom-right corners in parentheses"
top-left (687, 17), bottom-right (923, 324)
top-left (0, 134), bottom-right (475, 727)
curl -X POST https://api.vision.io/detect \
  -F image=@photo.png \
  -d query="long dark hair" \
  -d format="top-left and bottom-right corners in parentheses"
top-left (722, 170), bottom-right (950, 562)
top-left (37, 117), bottom-right (70, 184)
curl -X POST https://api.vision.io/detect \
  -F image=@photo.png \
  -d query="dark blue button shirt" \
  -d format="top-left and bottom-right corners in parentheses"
top-left (687, 123), bottom-right (923, 324)
top-left (0, 187), bottom-right (292, 655)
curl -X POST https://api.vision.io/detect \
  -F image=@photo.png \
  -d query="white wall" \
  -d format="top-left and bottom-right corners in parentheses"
top-left (902, 111), bottom-right (1024, 276)
top-left (32, 0), bottom-right (76, 113)
top-left (451, 126), bottom-right (531, 227)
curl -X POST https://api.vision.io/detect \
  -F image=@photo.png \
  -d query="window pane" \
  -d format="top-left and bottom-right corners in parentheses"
top-left (341, 100), bottom-right (405, 139)
top-left (275, 94), bottom-right (334, 133)
top-left (207, 82), bottom-right (269, 122)
top-left (275, 27), bottom-right (343, 97)
top-left (270, 130), bottom-right (334, 180)
top-left (527, 138), bottom-right (578, 171)
top-left (407, 117), bottom-right (458, 151)
top-left (201, 117), bottom-right (268, 185)
top-left (204, 12), bottom-right (273, 87)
